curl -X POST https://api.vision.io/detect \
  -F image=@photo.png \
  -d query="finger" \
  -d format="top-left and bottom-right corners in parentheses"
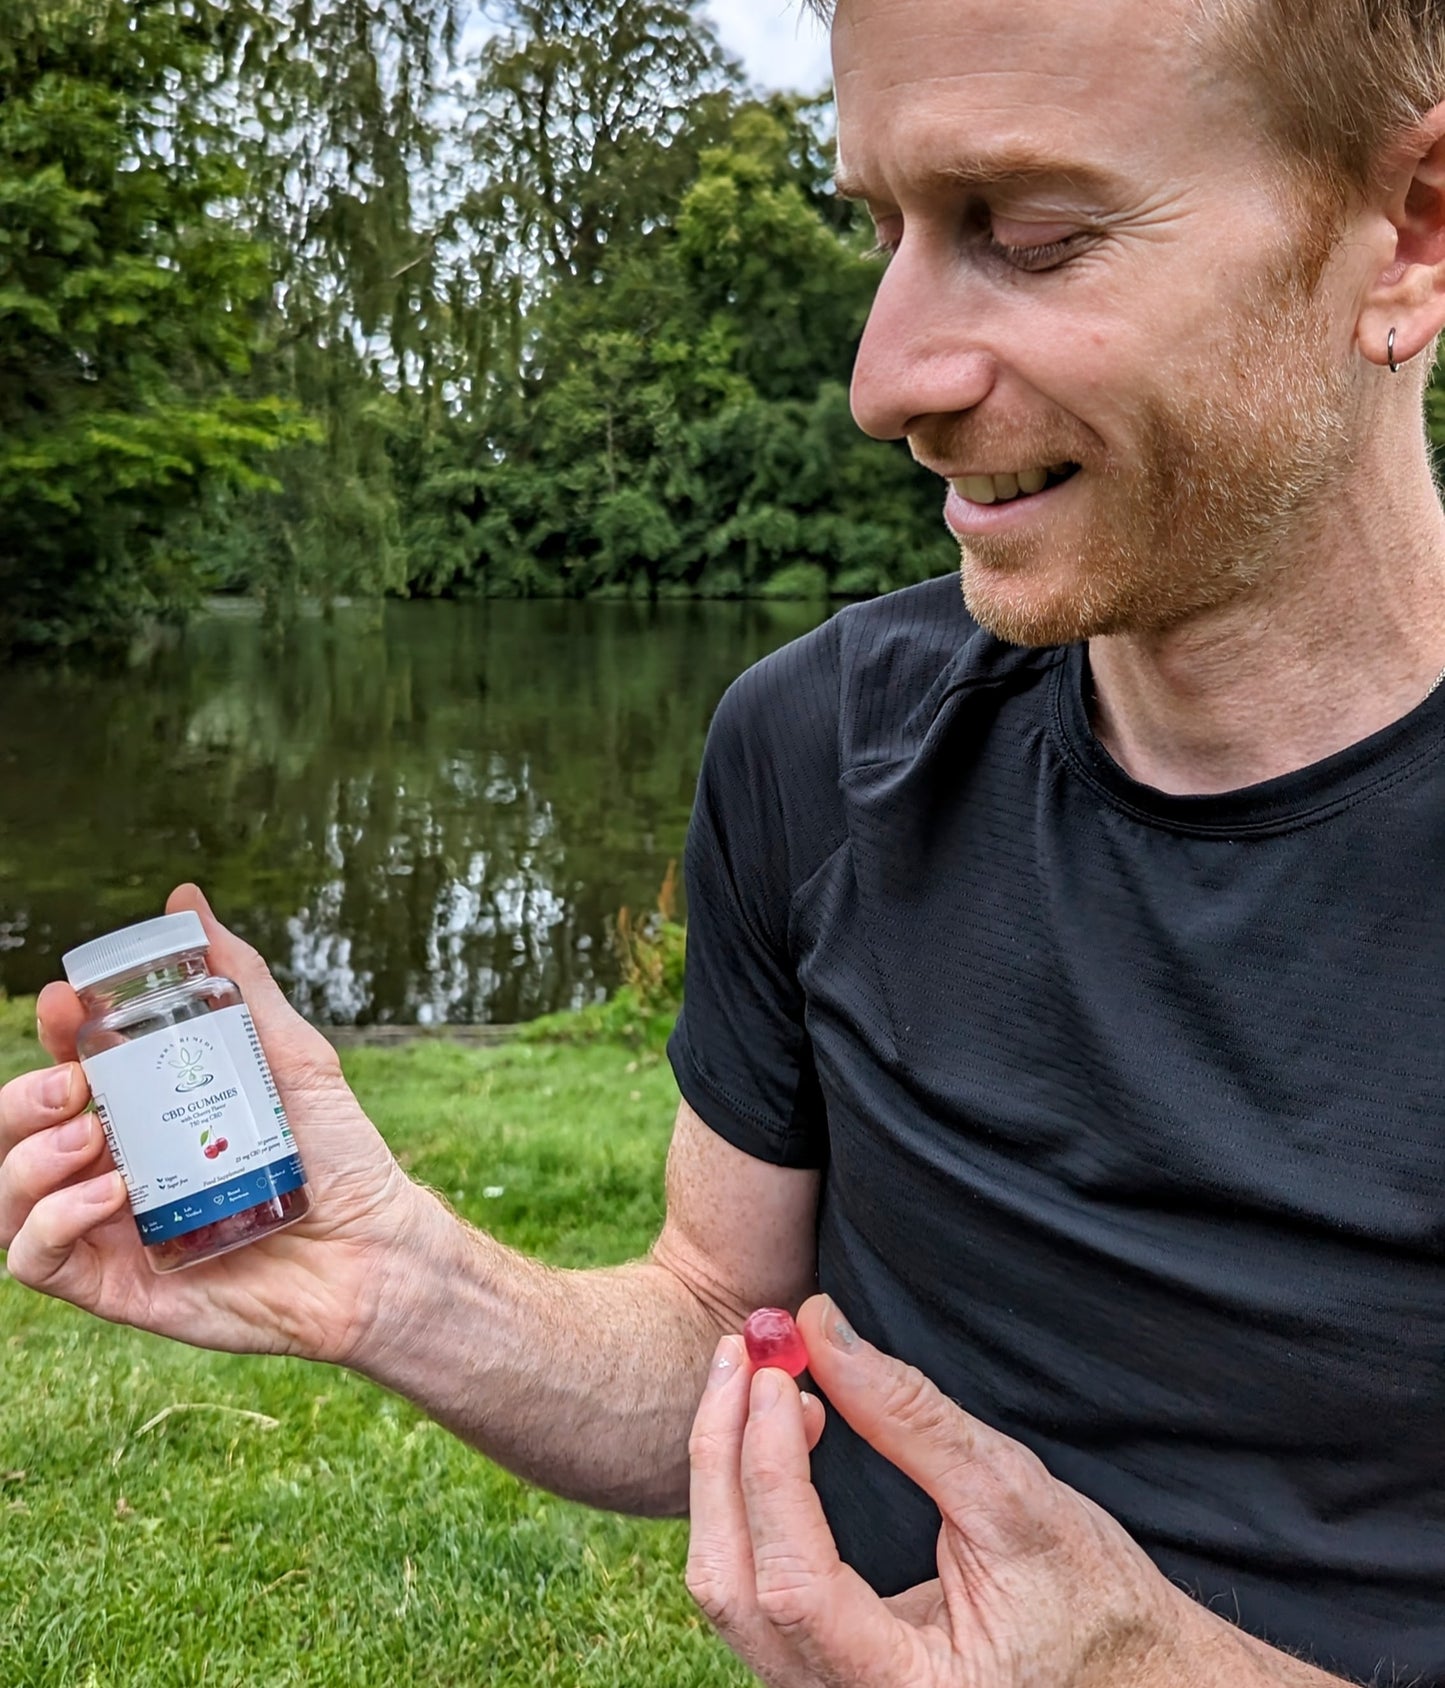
top-left (0, 1107), bottom-right (109, 1247)
top-left (741, 1367), bottom-right (920, 1686)
top-left (800, 1389), bottom-right (826, 1454)
top-left (36, 982), bottom-right (84, 1066)
top-left (166, 884), bottom-right (290, 1018)
top-left (0, 1062), bottom-right (89, 1158)
top-left (5, 1170), bottom-right (129, 1296)
top-left (687, 1336), bottom-right (808, 1686)
top-left (797, 1296), bottom-right (1055, 1546)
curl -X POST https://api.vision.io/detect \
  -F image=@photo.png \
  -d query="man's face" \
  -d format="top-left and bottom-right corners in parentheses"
top-left (833, 0), bottom-right (1361, 646)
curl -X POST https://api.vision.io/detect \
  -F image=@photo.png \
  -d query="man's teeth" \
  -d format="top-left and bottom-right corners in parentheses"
top-left (955, 465), bottom-right (1065, 505)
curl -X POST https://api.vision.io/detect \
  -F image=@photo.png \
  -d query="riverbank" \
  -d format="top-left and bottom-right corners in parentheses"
top-left (0, 994), bottom-right (745, 1688)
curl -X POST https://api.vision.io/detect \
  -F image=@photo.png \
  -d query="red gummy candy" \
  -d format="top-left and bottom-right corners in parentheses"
top-left (742, 1307), bottom-right (809, 1378)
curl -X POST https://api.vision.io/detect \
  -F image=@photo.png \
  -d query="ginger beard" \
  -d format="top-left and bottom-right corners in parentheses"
top-left (942, 252), bottom-right (1355, 649)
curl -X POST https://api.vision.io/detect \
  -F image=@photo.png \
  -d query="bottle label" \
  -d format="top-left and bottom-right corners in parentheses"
top-left (82, 1004), bottom-right (305, 1244)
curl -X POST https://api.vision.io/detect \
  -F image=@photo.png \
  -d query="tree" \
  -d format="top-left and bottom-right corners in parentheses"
top-left (0, 0), bottom-right (311, 653)
top-left (463, 0), bottom-right (739, 292)
top-left (192, 0), bottom-right (466, 618)
top-left (402, 90), bottom-right (951, 603)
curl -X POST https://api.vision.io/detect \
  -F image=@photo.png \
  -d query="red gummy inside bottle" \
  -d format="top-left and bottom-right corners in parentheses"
top-left (148, 1184), bottom-right (311, 1272)
top-left (742, 1307), bottom-right (809, 1377)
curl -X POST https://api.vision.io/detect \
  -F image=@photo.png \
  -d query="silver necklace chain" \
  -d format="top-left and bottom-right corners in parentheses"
top-left (1428, 663), bottom-right (1445, 702)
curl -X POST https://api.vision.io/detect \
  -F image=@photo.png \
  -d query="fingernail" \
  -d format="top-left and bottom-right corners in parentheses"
top-left (751, 1369), bottom-right (783, 1416)
top-left (822, 1297), bottom-right (858, 1352)
top-left (56, 1113), bottom-right (92, 1152)
top-left (85, 1171), bottom-right (126, 1207)
top-left (41, 1066), bottom-right (72, 1109)
top-left (799, 1391), bottom-right (818, 1413)
top-left (707, 1335), bottom-right (742, 1391)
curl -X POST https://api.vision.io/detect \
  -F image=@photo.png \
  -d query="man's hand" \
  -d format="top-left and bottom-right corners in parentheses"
top-left (0, 884), bottom-right (432, 1366)
top-left (686, 1295), bottom-right (1342, 1688)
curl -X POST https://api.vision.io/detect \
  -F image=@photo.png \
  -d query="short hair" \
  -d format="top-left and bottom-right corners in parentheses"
top-left (1206, 0), bottom-right (1445, 206)
top-left (807, 0), bottom-right (1445, 209)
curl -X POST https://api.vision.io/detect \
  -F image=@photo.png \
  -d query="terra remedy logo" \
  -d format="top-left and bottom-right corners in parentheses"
top-left (158, 1036), bottom-right (216, 1094)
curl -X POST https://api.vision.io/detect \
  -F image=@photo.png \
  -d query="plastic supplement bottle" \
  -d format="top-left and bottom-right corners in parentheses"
top-left (64, 911), bottom-right (311, 1272)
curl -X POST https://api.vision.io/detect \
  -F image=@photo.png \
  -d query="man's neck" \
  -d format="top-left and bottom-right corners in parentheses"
top-left (1086, 455), bottom-right (1445, 798)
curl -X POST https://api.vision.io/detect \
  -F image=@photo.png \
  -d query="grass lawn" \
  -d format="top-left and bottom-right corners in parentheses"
top-left (0, 995), bottom-right (752, 1688)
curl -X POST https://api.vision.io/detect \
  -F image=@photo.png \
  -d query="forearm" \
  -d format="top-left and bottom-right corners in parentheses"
top-left (349, 1184), bottom-right (728, 1515)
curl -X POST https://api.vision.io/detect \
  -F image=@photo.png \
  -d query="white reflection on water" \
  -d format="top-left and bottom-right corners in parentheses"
top-left (286, 878), bottom-right (375, 1024)
top-left (0, 598), bottom-right (835, 1021)
top-left (283, 771), bottom-right (572, 1024)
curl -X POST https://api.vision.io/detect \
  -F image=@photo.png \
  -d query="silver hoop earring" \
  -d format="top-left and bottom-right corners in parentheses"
top-left (1389, 327), bottom-right (1401, 374)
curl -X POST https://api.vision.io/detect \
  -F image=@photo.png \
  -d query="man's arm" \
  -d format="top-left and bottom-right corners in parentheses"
top-left (350, 1099), bottom-right (821, 1515)
top-left (0, 888), bottom-right (819, 1519)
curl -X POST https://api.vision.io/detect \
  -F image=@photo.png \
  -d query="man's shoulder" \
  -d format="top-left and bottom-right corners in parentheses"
top-left (722, 573), bottom-right (985, 725)
top-left (720, 573), bottom-right (1051, 776)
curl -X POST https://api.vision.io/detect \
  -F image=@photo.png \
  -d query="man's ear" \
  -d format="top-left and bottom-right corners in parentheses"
top-left (1357, 104), bottom-right (1445, 372)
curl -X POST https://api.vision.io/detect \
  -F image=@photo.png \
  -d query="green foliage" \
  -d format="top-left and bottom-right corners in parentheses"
top-left (0, 0), bottom-right (314, 652)
top-left (760, 560), bottom-right (832, 600)
top-left (2, 0), bottom-right (952, 650)
top-left (523, 867), bottom-right (687, 1052)
top-left (403, 85), bottom-right (951, 603)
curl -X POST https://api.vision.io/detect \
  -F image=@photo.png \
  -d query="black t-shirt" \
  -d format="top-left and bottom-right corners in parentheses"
top-left (668, 574), bottom-right (1445, 1685)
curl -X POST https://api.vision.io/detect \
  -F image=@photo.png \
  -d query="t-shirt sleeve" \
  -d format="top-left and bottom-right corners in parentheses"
top-left (667, 625), bottom-right (840, 1170)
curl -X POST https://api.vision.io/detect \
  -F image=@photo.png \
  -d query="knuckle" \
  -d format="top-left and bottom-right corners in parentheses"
top-left (277, 1023), bottom-right (345, 1090)
top-left (882, 1362), bottom-right (957, 1441)
top-left (0, 1071), bottom-right (50, 1152)
top-left (0, 1133), bottom-right (46, 1207)
top-left (687, 1423), bottom-right (728, 1469)
top-left (7, 1201), bottom-right (61, 1281)
top-left (288, 1047), bottom-right (344, 1093)
top-left (265, 1041), bottom-right (344, 1108)
top-left (993, 1438), bottom-right (1051, 1502)
top-left (684, 1555), bottom-right (737, 1629)
top-left (752, 1551), bottom-right (822, 1637)
top-left (981, 1442), bottom-right (1062, 1551)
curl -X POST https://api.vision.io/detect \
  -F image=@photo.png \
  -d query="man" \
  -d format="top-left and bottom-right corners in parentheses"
top-left (5, 0), bottom-right (1445, 1680)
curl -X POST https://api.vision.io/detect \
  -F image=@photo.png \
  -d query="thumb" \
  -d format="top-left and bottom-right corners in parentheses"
top-left (796, 1295), bottom-right (1055, 1548)
top-left (164, 885), bottom-right (337, 1074)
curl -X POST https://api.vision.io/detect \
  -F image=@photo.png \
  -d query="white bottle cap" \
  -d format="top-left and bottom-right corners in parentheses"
top-left (62, 911), bottom-right (210, 992)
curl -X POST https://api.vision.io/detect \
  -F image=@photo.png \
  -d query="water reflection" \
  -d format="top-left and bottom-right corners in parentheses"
top-left (0, 598), bottom-right (828, 1023)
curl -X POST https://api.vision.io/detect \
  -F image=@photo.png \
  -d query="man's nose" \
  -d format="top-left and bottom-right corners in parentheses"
top-left (849, 246), bottom-right (997, 442)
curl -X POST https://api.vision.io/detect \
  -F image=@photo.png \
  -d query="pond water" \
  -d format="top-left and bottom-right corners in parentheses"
top-left (0, 598), bottom-right (831, 1024)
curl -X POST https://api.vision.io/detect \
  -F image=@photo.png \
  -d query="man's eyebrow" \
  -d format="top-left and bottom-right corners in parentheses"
top-left (832, 146), bottom-right (1120, 203)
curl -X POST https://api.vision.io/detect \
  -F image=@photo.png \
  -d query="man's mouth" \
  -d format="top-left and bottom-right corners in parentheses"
top-left (949, 463), bottom-right (1080, 506)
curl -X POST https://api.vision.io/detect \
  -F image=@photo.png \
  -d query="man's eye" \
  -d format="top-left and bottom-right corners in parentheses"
top-left (985, 234), bottom-right (1080, 273)
top-left (985, 222), bottom-right (1087, 271)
